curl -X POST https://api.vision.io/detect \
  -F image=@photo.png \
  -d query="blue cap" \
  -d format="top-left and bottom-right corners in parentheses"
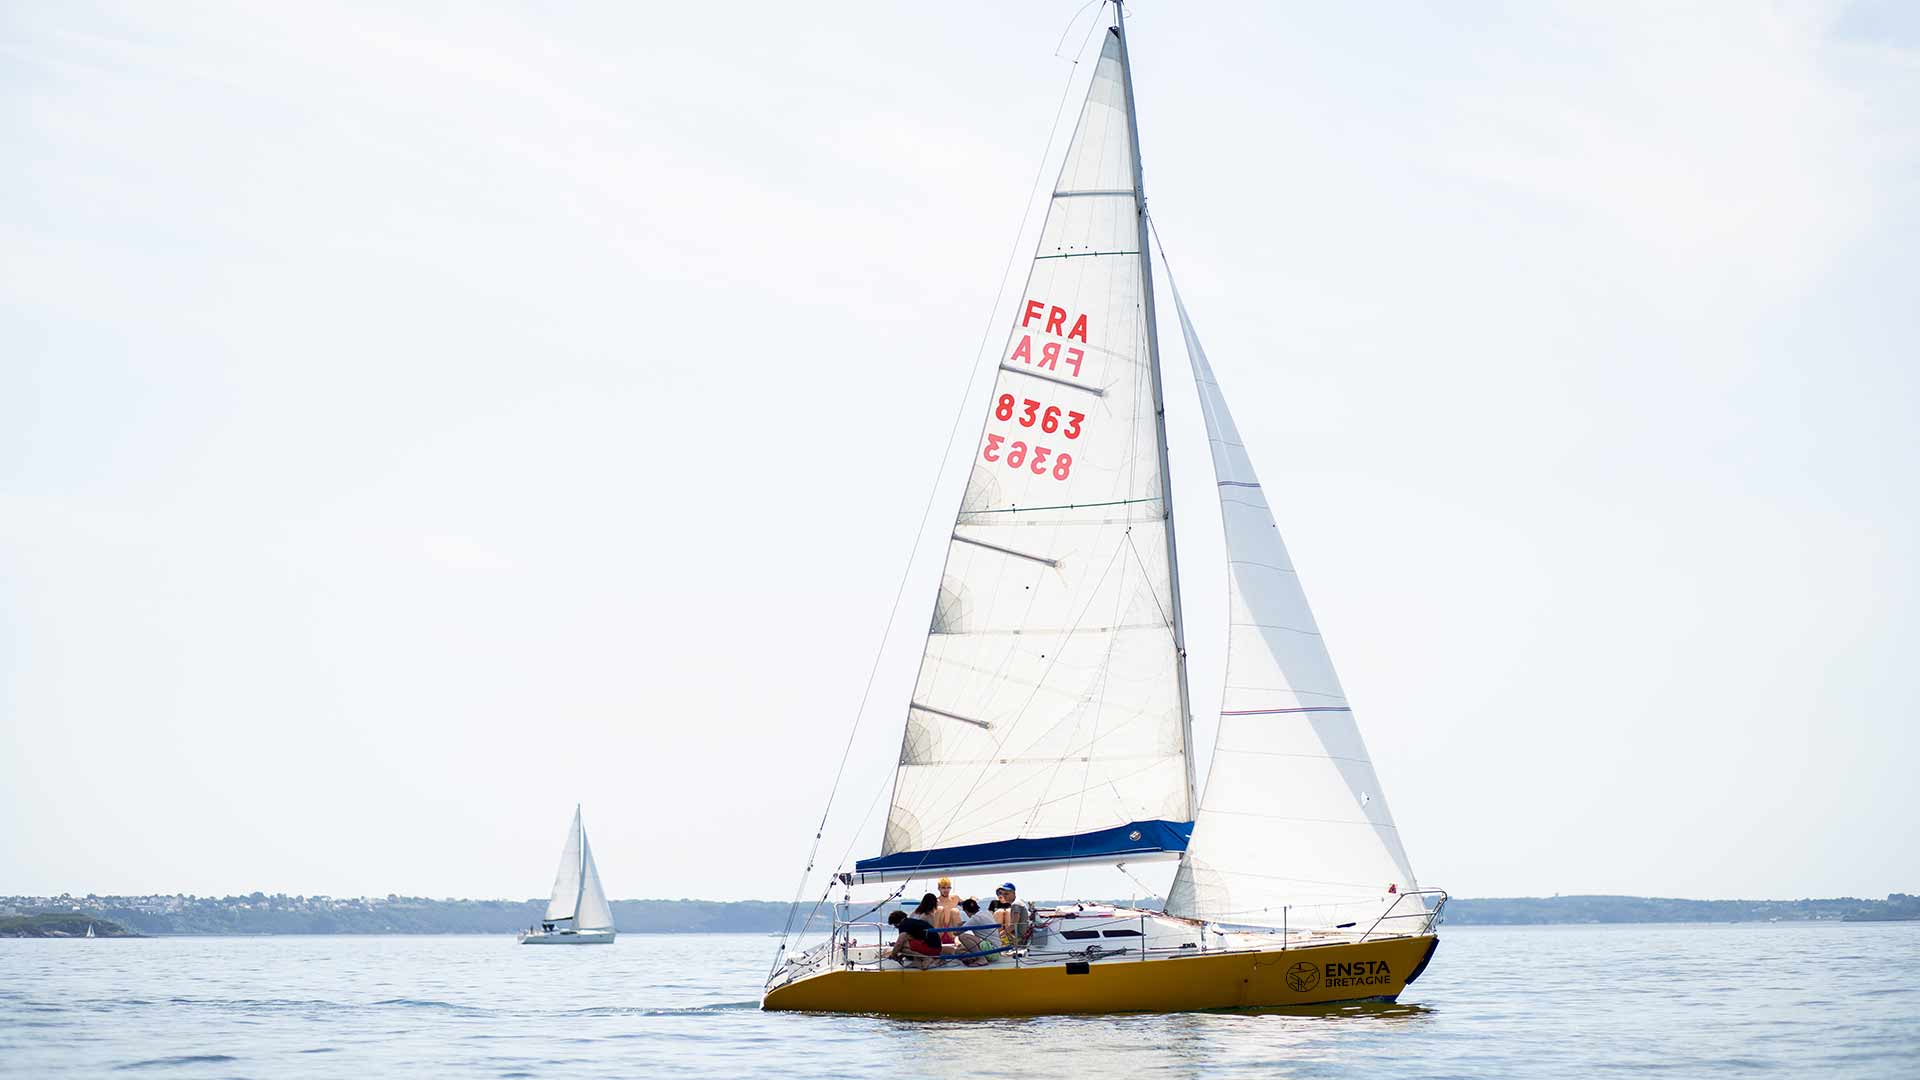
top-left (999, 882), bottom-right (1016, 891)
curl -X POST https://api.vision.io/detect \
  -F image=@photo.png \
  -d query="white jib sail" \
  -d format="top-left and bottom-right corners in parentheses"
top-left (1163, 282), bottom-right (1420, 932)
top-left (545, 807), bottom-right (584, 922)
top-left (575, 827), bottom-right (615, 932)
top-left (875, 25), bottom-right (1189, 871)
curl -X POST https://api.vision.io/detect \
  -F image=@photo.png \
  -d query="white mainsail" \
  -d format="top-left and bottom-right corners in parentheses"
top-left (857, 25), bottom-right (1191, 883)
top-left (545, 806), bottom-right (615, 931)
top-left (1163, 282), bottom-right (1419, 931)
top-left (546, 807), bottom-right (584, 922)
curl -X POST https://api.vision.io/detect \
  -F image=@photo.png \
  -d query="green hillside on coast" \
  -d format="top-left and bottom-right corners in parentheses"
top-left (0, 914), bottom-right (137, 938)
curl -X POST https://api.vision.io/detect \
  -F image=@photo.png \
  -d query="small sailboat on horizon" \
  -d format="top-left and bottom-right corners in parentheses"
top-left (520, 805), bottom-right (616, 945)
top-left (764, 0), bottom-right (1442, 1015)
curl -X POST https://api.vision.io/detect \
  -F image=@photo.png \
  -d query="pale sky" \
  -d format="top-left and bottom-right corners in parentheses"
top-left (3, 1), bottom-right (1916, 904)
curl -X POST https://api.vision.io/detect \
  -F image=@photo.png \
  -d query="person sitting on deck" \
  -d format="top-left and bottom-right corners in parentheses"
top-left (953, 897), bottom-right (993, 966)
top-left (886, 908), bottom-right (944, 968)
top-left (995, 883), bottom-right (1033, 947)
top-left (931, 878), bottom-right (964, 942)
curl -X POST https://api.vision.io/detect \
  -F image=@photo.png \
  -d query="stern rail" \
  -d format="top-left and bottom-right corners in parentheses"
top-left (1359, 888), bottom-right (1447, 942)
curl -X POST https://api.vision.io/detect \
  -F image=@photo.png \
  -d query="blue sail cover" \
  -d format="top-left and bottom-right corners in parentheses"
top-left (850, 819), bottom-right (1193, 883)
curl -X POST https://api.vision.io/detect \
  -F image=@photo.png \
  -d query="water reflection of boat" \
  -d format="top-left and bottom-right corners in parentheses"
top-left (764, 0), bottom-right (1441, 1016)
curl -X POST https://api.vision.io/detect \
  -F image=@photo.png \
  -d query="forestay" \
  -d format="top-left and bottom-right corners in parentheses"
top-left (1162, 282), bottom-right (1420, 931)
top-left (856, 28), bottom-right (1190, 885)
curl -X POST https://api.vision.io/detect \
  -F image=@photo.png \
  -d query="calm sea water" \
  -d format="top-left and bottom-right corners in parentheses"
top-left (3, 923), bottom-right (1917, 1078)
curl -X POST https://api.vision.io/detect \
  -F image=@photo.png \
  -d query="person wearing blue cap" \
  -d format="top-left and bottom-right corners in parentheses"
top-left (993, 882), bottom-right (1032, 948)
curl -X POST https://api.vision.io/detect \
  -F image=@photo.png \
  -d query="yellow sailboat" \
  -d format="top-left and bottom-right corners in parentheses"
top-left (764, 0), bottom-right (1443, 1016)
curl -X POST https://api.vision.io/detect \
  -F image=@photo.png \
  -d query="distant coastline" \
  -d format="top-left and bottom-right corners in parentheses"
top-left (3, 892), bottom-right (1914, 937)
top-left (1443, 893), bottom-right (1918, 925)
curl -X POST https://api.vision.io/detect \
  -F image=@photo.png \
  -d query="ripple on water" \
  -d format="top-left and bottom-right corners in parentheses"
top-left (113, 1054), bottom-right (240, 1070)
top-left (371, 997), bottom-right (490, 1013)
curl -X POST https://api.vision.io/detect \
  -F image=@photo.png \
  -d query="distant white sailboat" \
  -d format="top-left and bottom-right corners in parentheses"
top-left (520, 806), bottom-right (616, 945)
top-left (84, 922), bottom-right (95, 939)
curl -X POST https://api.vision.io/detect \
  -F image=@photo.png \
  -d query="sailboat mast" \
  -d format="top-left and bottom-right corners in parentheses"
top-left (1112, 0), bottom-right (1198, 813)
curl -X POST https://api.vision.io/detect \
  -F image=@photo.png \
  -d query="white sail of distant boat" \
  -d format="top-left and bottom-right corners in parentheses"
top-left (84, 922), bottom-right (94, 939)
top-left (520, 806), bottom-right (616, 945)
top-left (763, 1), bottom-right (1443, 1016)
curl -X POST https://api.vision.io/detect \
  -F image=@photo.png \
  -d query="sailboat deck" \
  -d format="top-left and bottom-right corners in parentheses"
top-left (768, 903), bottom-right (1437, 993)
top-left (764, 904), bottom-right (1442, 1015)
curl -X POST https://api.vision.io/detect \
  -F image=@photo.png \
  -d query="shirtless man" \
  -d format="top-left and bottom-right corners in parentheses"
top-left (931, 877), bottom-right (964, 940)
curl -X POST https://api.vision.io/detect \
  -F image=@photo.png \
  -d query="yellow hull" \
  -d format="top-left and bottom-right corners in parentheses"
top-left (763, 934), bottom-right (1439, 1016)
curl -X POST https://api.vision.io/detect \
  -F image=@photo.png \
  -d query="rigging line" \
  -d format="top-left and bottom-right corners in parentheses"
top-left (1123, 530), bottom-right (1175, 635)
top-left (1061, 535), bottom-right (1132, 897)
top-left (1219, 684), bottom-right (1345, 699)
top-left (816, 779), bottom-right (891, 906)
top-left (1201, 809), bottom-right (1401, 828)
top-left (1235, 623), bottom-right (1322, 637)
top-left (1208, 748), bottom-right (1372, 766)
top-left (906, 538), bottom-right (1124, 849)
top-left (1054, 0), bottom-right (1109, 58)
top-left (780, 16), bottom-right (1113, 948)
top-left (1168, 866), bottom-right (1401, 891)
top-left (960, 756), bottom-right (1183, 843)
top-left (1069, 529), bottom-right (1180, 894)
top-left (1114, 860), bottom-right (1160, 899)
top-left (966, 496), bottom-right (1155, 515)
top-left (895, 537), bottom-right (1129, 882)
top-left (1145, 215), bottom-right (1244, 888)
top-left (963, 710), bottom-right (1171, 813)
top-left (795, 772), bottom-right (900, 947)
top-left (1022, 523), bottom-right (1131, 840)
top-left (1222, 559), bottom-right (1296, 575)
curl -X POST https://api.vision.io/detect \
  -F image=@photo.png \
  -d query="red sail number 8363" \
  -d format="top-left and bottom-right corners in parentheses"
top-left (983, 434), bottom-right (1072, 480)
